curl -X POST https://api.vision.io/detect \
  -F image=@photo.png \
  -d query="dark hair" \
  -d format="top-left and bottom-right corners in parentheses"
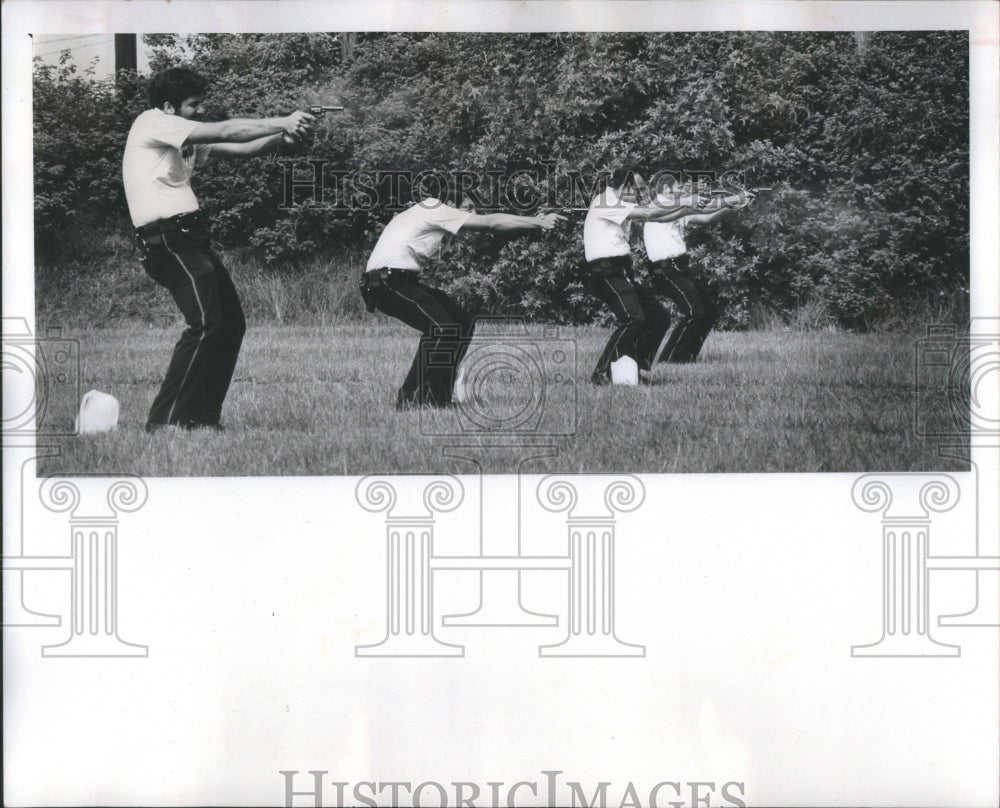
top-left (415, 171), bottom-right (464, 207)
top-left (148, 67), bottom-right (209, 111)
top-left (608, 164), bottom-right (645, 189)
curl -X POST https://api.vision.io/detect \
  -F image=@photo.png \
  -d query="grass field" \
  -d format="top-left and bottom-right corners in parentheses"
top-left (31, 320), bottom-right (964, 476)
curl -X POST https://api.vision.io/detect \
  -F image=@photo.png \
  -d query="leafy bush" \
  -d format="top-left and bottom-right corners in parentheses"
top-left (35, 31), bottom-right (969, 330)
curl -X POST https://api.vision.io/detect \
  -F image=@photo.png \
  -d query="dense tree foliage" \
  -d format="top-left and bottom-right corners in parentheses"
top-left (34, 31), bottom-right (968, 328)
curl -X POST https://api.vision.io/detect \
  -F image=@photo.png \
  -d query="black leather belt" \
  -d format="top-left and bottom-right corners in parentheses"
top-left (361, 267), bottom-right (421, 287)
top-left (586, 255), bottom-right (632, 278)
top-left (136, 211), bottom-right (205, 238)
top-left (651, 254), bottom-right (690, 272)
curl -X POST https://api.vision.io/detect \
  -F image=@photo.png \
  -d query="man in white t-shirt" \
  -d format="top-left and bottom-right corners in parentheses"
top-left (644, 175), bottom-right (753, 363)
top-left (124, 66), bottom-right (316, 432)
top-left (583, 166), bottom-right (702, 384)
top-left (362, 183), bottom-right (565, 409)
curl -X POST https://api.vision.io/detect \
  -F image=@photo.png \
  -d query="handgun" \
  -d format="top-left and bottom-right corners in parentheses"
top-left (308, 105), bottom-right (345, 115)
top-left (709, 186), bottom-right (773, 195)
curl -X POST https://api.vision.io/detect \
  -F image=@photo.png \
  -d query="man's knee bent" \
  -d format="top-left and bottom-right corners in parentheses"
top-left (696, 306), bottom-right (718, 329)
top-left (618, 309), bottom-right (647, 330)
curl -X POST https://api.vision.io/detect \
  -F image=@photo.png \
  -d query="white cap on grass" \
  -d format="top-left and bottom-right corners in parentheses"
top-left (610, 356), bottom-right (639, 386)
top-left (75, 390), bottom-right (120, 432)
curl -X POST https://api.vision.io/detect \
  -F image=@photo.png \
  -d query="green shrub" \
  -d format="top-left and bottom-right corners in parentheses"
top-left (35, 32), bottom-right (970, 330)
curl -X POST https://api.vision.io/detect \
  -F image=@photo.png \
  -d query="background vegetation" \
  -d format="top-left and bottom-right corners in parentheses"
top-left (34, 31), bottom-right (969, 331)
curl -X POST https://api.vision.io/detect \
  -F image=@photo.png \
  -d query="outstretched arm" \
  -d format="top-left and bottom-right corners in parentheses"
top-left (685, 208), bottom-right (733, 226)
top-left (625, 204), bottom-right (702, 223)
top-left (686, 192), bottom-right (755, 225)
top-left (184, 111), bottom-right (316, 145)
top-left (460, 212), bottom-right (567, 233)
top-left (202, 132), bottom-right (290, 159)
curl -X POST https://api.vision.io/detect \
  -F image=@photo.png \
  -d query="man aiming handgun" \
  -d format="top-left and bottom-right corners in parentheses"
top-left (123, 66), bottom-right (319, 432)
top-left (644, 174), bottom-right (758, 364)
top-left (583, 166), bottom-right (704, 385)
top-left (361, 177), bottom-right (566, 409)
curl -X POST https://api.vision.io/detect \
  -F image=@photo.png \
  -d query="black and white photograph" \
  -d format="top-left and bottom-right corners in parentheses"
top-left (4, 1), bottom-right (999, 807)
top-left (20, 15), bottom-right (982, 476)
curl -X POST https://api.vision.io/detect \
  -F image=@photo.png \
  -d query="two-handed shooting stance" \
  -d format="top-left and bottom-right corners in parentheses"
top-left (583, 166), bottom-right (703, 385)
top-left (644, 175), bottom-right (758, 364)
top-left (123, 67), bottom-right (317, 432)
top-left (361, 181), bottom-right (566, 409)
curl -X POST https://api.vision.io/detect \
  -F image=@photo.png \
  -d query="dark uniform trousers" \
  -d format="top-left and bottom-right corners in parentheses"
top-left (136, 212), bottom-right (246, 427)
top-left (361, 269), bottom-right (475, 407)
top-left (587, 256), bottom-right (671, 382)
top-left (650, 254), bottom-right (718, 363)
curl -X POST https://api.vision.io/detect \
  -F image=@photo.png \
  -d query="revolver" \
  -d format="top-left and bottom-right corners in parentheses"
top-left (308, 105), bottom-right (345, 115)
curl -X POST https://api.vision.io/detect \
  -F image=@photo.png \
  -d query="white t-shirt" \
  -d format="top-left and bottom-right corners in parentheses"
top-left (643, 217), bottom-right (689, 262)
top-left (366, 200), bottom-right (472, 272)
top-left (583, 186), bottom-right (636, 262)
top-left (644, 190), bottom-right (694, 261)
top-left (122, 109), bottom-right (206, 227)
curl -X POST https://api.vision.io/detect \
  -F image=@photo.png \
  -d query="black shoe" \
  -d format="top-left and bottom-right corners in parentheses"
top-left (145, 421), bottom-right (172, 433)
top-left (179, 421), bottom-right (225, 432)
top-left (590, 371), bottom-right (611, 386)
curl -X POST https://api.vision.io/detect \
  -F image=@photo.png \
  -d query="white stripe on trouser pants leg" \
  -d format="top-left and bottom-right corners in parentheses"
top-left (660, 272), bottom-right (698, 360)
top-left (602, 277), bottom-right (635, 363)
top-left (665, 267), bottom-right (697, 313)
top-left (162, 233), bottom-right (207, 424)
top-left (390, 287), bottom-right (450, 396)
top-left (390, 288), bottom-right (445, 330)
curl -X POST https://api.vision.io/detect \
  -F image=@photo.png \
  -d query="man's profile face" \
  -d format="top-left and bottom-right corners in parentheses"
top-left (658, 176), bottom-right (692, 206)
top-left (620, 172), bottom-right (648, 204)
top-left (169, 94), bottom-right (206, 121)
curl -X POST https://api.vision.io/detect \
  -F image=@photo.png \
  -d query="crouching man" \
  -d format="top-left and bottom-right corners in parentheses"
top-left (645, 174), bottom-right (754, 363)
top-left (583, 166), bottom-right (702, 385)
top-left (361, 180), bottom-right (566, 409)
